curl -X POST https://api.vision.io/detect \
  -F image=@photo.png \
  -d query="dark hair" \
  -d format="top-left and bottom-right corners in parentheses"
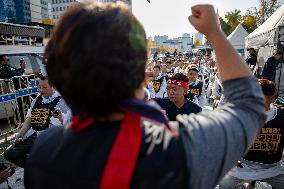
top-left (247, 48), bottom-right (257, 56)
top-left (153, 65), bottom-right (161, 70)
top-left (19, 58), bottom-right (25, 64)
top-left (170, 73), bottom-right (189, 83)
top-left (40, 76), bottom-right (53, 86)
top-left (188, 65), bottom-right (198, 72)
top-left (45, 2), bottom-right (147, 116)
top-left (0, 55), bottom-right (8, 61)
top-left (258, 79), bottom-right (276, 96)
top-left (275, 51), bottom-right (282, 56)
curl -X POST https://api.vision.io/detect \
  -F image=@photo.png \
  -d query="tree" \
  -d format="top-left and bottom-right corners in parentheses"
top-left (225, 9), bottom-right (242, 33)
top-left (219, 17), bottom-right (231, 36)
top-left (194, 38), bottom-right (202, 46)
top-left (242, 11), bottom-right (257, 33)
top-left (249, 0), bottom-right (280, 26)
top-left (159, 44), bottom-right (175, 53)
top-left (147, 39), bottom-right (155, 49)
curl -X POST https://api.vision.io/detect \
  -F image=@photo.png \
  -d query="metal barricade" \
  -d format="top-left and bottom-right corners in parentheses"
top-left (0, 75), bottom-right (39, 150)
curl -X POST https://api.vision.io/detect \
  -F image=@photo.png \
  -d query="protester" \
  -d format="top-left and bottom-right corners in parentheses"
top-left (154, 73), bottom-right (202, 120)
top-left (219, 79), bottom-right (284, 189)
top-left (24, 3), bottom-right (265, 189)
top-left (187, 65), bottom-right (203, 99)
top-left (4, 76), bottom-right (71, 168)
top-left (262, 51), bottom-right (282, 81)
top-left (148, 65), bottom-right (167, 98)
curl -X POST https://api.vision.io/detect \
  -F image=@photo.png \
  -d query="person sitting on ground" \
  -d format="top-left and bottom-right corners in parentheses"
top-left (24, 3), bottom-right (265, 189)
top-left (219, 79), bottom-right (284, 189)
top-left (4, 76), bottom-right (71, 168)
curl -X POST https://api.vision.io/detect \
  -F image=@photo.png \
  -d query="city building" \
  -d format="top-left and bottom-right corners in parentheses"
top-left (0, 0), bottom-right (16, 23)
top-left (154, 35), bottom-right (169, 47)
top-left (163, 39), bottom-right (182, 50)
top-left (178, 33), bottom-right (193, 51)
top-left (50, 0), bottom-right (132, 22)
top-left (0, 0), bottom-right (51, 24)
top-left (153, 33), bottom-right (193, 52)
top-left (50, 0), bottom-right (76, 21)
top-left (194, 32), bottom-right (204, 45)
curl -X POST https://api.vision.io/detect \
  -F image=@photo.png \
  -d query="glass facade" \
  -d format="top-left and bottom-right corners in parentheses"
top-left (0, 0), bottom-right (17, 22)
top-left (15, 0), bottom-right (31, 23)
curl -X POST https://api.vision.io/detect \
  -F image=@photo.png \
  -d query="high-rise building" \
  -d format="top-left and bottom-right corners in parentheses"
top-left (41, 0), bottom-right (50, 20)
top-left (0, 0), bottom-right (16, 23)
top-left (50, 0), bottom-right (76, 21)
top-left (0, 0), bottom-right (51, 24)
top-left (154, 35), bottom-right (168, 47)
top-left (0, 0), bottom-right (7, 22)
top-left (50, 0), bottom-right (132, 23)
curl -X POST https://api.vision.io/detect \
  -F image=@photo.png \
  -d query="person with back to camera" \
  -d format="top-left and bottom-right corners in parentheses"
top-left (24, 2), bottom-right (266, 189)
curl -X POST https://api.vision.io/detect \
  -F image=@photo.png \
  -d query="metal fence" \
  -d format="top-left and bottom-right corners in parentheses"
top-left (0, 75), bottom-right (39, 150)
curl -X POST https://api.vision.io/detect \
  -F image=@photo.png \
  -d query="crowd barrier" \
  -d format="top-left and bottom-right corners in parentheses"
top-left (0, 75), bottom-right (39, 149)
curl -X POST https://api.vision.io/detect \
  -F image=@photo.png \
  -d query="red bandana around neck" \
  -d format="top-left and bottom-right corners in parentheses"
top-left (70, 111), bottom-right (142, 189)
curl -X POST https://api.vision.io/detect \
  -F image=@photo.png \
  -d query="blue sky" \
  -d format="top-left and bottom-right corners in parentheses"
top-left (132, 0), bottom-right (260, 38)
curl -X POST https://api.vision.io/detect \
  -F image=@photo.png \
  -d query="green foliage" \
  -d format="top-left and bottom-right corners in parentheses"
top-left (219, 17), bottom-right (231, 36)
top-left (225, 9), bottom-right (242, 33)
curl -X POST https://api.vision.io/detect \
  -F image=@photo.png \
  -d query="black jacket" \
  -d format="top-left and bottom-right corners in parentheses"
top-left (25, 120), bottom-right (188, 189)
top-left (0, 64), bottom-right (22, 79)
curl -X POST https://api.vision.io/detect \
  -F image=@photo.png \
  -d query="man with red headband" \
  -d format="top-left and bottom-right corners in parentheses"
top-left (154, 73), bottom-right (202, 121)
top-left (25, 3), bottom-right (266, 189)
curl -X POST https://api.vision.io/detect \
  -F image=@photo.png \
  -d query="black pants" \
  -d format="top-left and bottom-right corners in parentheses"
top-left (4, 133), bottom-right (37, 168)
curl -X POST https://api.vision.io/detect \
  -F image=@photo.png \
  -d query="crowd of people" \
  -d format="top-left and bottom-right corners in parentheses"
top-left (0, 1), bottom-right (283, 189)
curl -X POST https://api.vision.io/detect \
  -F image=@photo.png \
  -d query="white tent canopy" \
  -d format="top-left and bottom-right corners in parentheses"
top-left (246, 4), bottom-right (284, 48)
top-left (227, 24), bottom-right (249, 49)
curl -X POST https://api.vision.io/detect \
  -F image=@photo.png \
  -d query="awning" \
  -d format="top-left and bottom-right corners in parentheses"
top-left (0, 22), bottom-right (45, 38)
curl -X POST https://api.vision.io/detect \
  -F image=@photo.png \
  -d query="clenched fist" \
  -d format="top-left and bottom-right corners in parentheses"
top-left (188, 5), bottom-right (221, 40)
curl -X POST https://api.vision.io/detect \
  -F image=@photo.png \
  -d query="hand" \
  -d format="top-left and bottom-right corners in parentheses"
top-left (52, 108), bottom-right (63, 125)
top-left (0, 168), bottom-right (10, 183)
top-left (13, 134), bottom-right (23, 144)
top-left (188, 5), bottom-right (221, 40)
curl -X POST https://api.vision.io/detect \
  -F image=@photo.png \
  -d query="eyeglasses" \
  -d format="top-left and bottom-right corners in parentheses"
top-left (4, 59), bottom-right (9, 61)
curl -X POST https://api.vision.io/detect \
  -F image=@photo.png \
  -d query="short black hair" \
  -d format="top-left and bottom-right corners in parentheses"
top-left (275, 51), bottom-right (282, 56)
top-left (169, 73), bottom-right (189, 83)
top-left (19, 58), bottom-right (25, 64)
top-left (39, 76), bottom-right (53, 86)
top-left (153, 65), bottom-right (161, 70)
top-left (258, 79), bottom-right (276, 96)
top-left (0, 55), bottom-right (8, 61)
